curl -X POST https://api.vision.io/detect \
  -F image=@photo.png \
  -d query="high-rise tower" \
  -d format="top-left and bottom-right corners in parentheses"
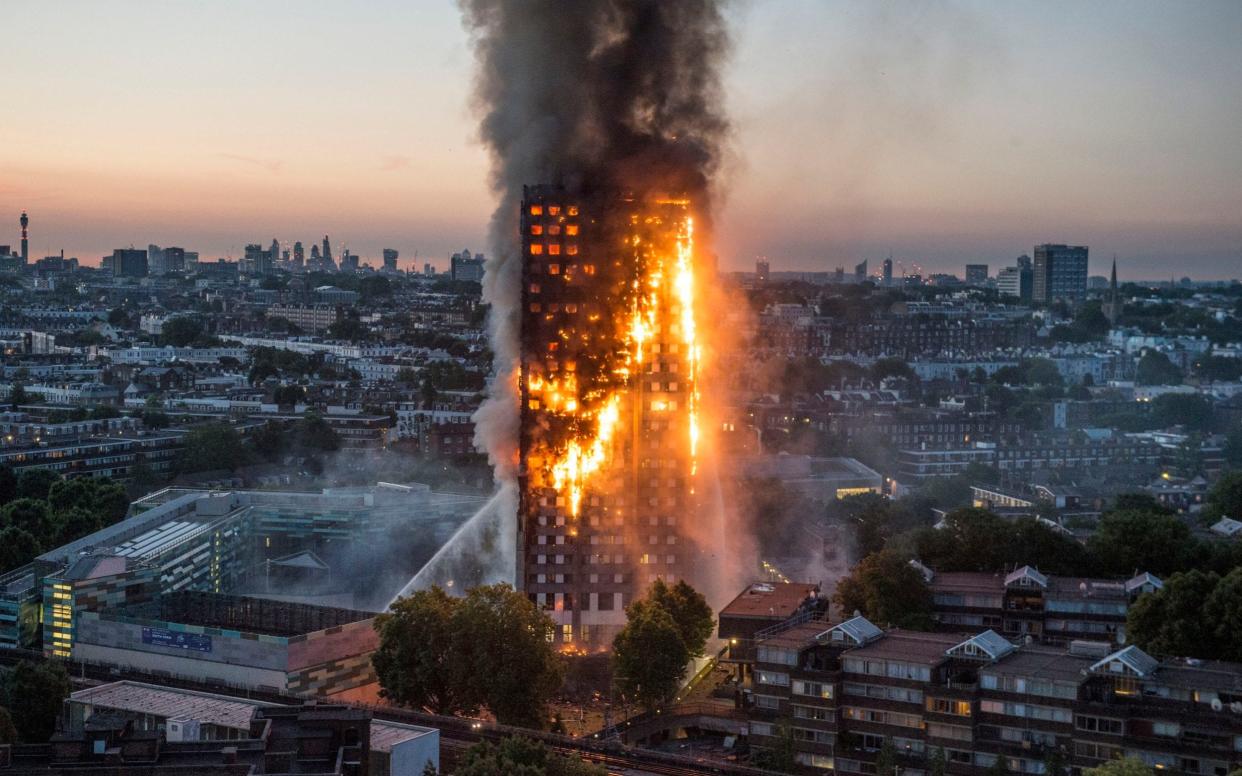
top-left (19, 211), bottom-right (29, 266)
top-left (517, 185), bottom-right (702, 648)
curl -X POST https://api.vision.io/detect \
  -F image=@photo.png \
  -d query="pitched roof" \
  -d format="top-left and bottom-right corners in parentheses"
top-left (1125, 572), bottom-right (1163, 594)
top-left (818, 615), bottom-right (883, 646)
top-left (946, 630), bottom-right (1016, 662)
top-left (1004, 565), bottom-right (1048, 589)
top-left (1089, 645), bottom-right (1160, 678)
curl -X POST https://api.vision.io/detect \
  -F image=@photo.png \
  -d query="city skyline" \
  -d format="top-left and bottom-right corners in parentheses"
top-left (3, 1), bottom-right (1241, 278)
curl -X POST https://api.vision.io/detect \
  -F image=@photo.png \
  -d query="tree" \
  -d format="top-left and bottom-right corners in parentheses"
top-left (175, 424), bottom-right (249, 474)
top-left (161, 315), bottom-right (205, 347)
top-left (141, 409), bottom-right (171, 429)
top-left (0, 707), bottom-right (17, 744)
top-left (455, 737), bottom-right (606, 776)
top-left (1, 499), bottom-right (52, 544)
top-left (874, 739), bottom-right (898, 776)
top-left (751, 721), bottom-right (798, 773)
top-left (455, 584), bottom-right (563, 727)
top-left (929, 747), bottom-right (947, 776)
top-left (1203, 568), bottom-right (1242, 661)
top-left (47, 477), bottom-right (128, 525)
top-left (612, 599), bottom-right (690, 710)
top-left (833, 550), bottom-right (933, 629)
top-left (1204, 471), bottom-right (1242, 522)
top-left (1083, 758), bottom-right (1154, 776)
top-left (272, 385), bottom-right (305, 407)
top-left (1043, 748), bottom-right (1068, 776)
top-left (1086, 509), bottom-right (1196, 577)
top-left (1135, 351), bottom-right (1183, 386)
top-left (16, 469), bottom-right (60, 501)
top-left (5, 660), bottom-right (70, 742)
top-left (0, 465), bottom-right (16, 506)
top-left (373, 586), bottom-right (480, 716)
top-left (1149, 393), bottom-right (1214, 432)
top-left (871, 357), bottom-right (915, 384)
top-left (647, 579), bottom-right (715, 658)
top-left (297, 413), bottom-right (340, 452)
top-left (0, 527), bottom-right (40, 573)
top-left (1194, 355), bottom-right (1242, 382)
top-left (1127, 570), bottom-right (1222, 659)
top-left (373, 584), bottom-right (562, 728)
top-left (51, 508), bottom-right (103, 548)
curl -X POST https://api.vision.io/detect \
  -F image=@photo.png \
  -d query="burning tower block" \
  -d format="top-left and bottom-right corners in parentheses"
top-left (518, 184), bottom-right (702, 649)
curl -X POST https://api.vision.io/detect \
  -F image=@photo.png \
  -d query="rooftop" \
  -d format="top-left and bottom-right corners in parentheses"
top-left (720, 582), bottom-right (820, 621)
top-left (846, 629), bottom-right (962, 665)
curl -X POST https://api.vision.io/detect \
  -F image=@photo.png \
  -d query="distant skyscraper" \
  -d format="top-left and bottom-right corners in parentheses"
top-left (854, 259), bottom-right (867, 283)
top-left (450, 250), bottom-right (485, 282)
top-left (148, 244), bottom-right (166, 276)
top-left (293, 241), bottom-right (305, 270)
top-left (424, 262), bottom-right (435, 276)
top-left (19, 211), bottom-right (29, 266)
top-left (340, 250), bottom-right (359, 273)
top-left (1033, 244), bottom-right (1088, 303)
top-left (382, 248), bottom-right (399, 272)
top-left (111, 248), bottom-right (148, 278)
top-left (321, 236), bottom-right (333, 268)
top-left (965, 264), bottom-right (988, 285)
top-left (755, 259), bottom-right (769, 283)
top-left (270, 239), bottom-right (280, 268)
top-left (997, 259), bottom-right (1033, 302)
top-left (882, 258), bottom-right (893, 287)
top-left (164, 247), bottom-right (186, 273)
top-left (310, 244), bottom-right (321, 266)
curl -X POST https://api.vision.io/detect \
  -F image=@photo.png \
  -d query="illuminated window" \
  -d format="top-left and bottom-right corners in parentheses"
top-left (548, 206), bottom-right (561, 216)
top-left (529, 400), bottom-right (541, 410)
top-left (567, 206), bottom-right (579, 216)
top-left (529, 283), bottom-right (540, 293)
top-left (548, 244), bottom-right (561, 255)
top-left (530, 244), bottom-right (543, 255)
top-left (530, 205), bottom-right (543, 215)
top-left (548, 224), bottom-right (561, 235)
top-left (529, 303), bottom-right (541, 312)
top-left (530, 224), bottom-right (543, 235)
top-left (548, 264), bottom-right (560, 275)
top-left (567, 245), bottom-right (578, 255)
top-left (582, 263), bottom-right (594, 274)
top-left (566, 224), bottom-right (579, 236)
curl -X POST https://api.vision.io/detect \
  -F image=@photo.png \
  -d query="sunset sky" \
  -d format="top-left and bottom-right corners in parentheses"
top-left (2, 1), bottom-right (1240, 278)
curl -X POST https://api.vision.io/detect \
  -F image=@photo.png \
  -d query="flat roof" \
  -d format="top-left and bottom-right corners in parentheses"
top-left (983, 648), bottom-right (1091, 684)
top-left (70, 681), bottom-right (436, 749)
top-left (928, 572), bottom-right (1005, 595)
top-left (720, 582), bottom-right (819, 620)
top-left (845, 630), bottom-right (962, 665)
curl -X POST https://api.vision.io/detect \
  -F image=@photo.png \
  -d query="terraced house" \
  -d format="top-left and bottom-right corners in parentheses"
top-left (745, 615), bottom-right (1242, 775)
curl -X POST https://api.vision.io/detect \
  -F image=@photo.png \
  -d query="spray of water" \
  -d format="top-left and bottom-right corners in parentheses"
top-left (389, 483), bottom-right (518, 605)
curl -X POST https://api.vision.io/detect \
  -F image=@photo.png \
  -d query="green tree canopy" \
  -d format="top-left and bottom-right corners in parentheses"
top-left (833, 550), bottom-right (933, 629)
top-left (0, 527), bottom-right (41, 574)
top-left (613, 598), bottom-right (689, 711)
top-left (0, 707), bottom-right (17, 744)
top-left (5, 660), bottom-right (70, 742)
top-left (1127, 570), bottom-right (1223, 659)
top-left (374, 584), bottom-right (562, 728)
top-left (646, 579), bottom-right (715, 658)
top-left (175, 424), bottom-right (249, 474)
top-left (0, 465), bottom-right (15, 506)
top-left (454, 737), bottom-right (606, 776)
top-left (1135, 351), bottom-right (1183, 386)
top-left (16, 468), bottom-right (60, 501)
top-left (1083, 757), bottom-right (1154, 776)
top-left (373, 586), bottom-right (479, 717)
top-left (1204, 471), bottom-right (1242, 522)
top-left (1086, 509), bottom-right (1196, 577)
top-left (0, 499), bottom-right (52, 545)
top-left (161, 315), bottom-right (206, 347)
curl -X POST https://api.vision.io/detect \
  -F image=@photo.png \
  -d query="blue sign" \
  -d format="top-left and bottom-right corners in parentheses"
top-left (142, 627), bottom-right (212, 653)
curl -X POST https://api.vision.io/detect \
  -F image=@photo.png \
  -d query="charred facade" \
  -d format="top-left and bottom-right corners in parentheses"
top-left (518, 184), bottom-right (701, 647)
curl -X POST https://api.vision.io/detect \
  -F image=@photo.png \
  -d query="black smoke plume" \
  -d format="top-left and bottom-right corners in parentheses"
top-left (462, 0), bottom-right (731, 493)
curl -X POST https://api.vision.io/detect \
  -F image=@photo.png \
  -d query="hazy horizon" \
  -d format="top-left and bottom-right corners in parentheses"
top-left (2, 1), bottom-right (1240, 279)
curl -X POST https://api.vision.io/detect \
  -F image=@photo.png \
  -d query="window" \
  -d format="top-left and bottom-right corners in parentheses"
top-left (926, 722), bottom-right (972, 742)
top-left (530, 244), bottom-right (543, 255)
top-left (529, 205), bottom-right (543, 215)
top-left (754, 695), bottom-right (782, 710)
top-left (927, 698), bottom-right (972, 716)
top-left (530, 224), bottom-right (543, 235)
top-left (793, 728), bottom-right (834, 745)
top-left (750, 722), bottom-right (774, 737)
top-left (757, 671), bottom-right (790, 687)
top-left (793, 704), bottom-right (830, 721)
top-left (1075, 715), bottom-right (1123, 735)
top-left (793, 680), bottom-right (833, 699)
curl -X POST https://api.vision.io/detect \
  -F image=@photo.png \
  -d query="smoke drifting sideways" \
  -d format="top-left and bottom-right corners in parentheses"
top-left (461, 0), bottom-right (733, 588)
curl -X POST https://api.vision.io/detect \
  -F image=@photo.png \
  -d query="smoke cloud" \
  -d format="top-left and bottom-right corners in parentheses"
top-left (464, 0), bottom-right (732, 547)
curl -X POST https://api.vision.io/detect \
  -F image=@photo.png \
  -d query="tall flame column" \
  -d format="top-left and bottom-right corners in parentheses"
top-left (517, 185), bottom-right (701, 649)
